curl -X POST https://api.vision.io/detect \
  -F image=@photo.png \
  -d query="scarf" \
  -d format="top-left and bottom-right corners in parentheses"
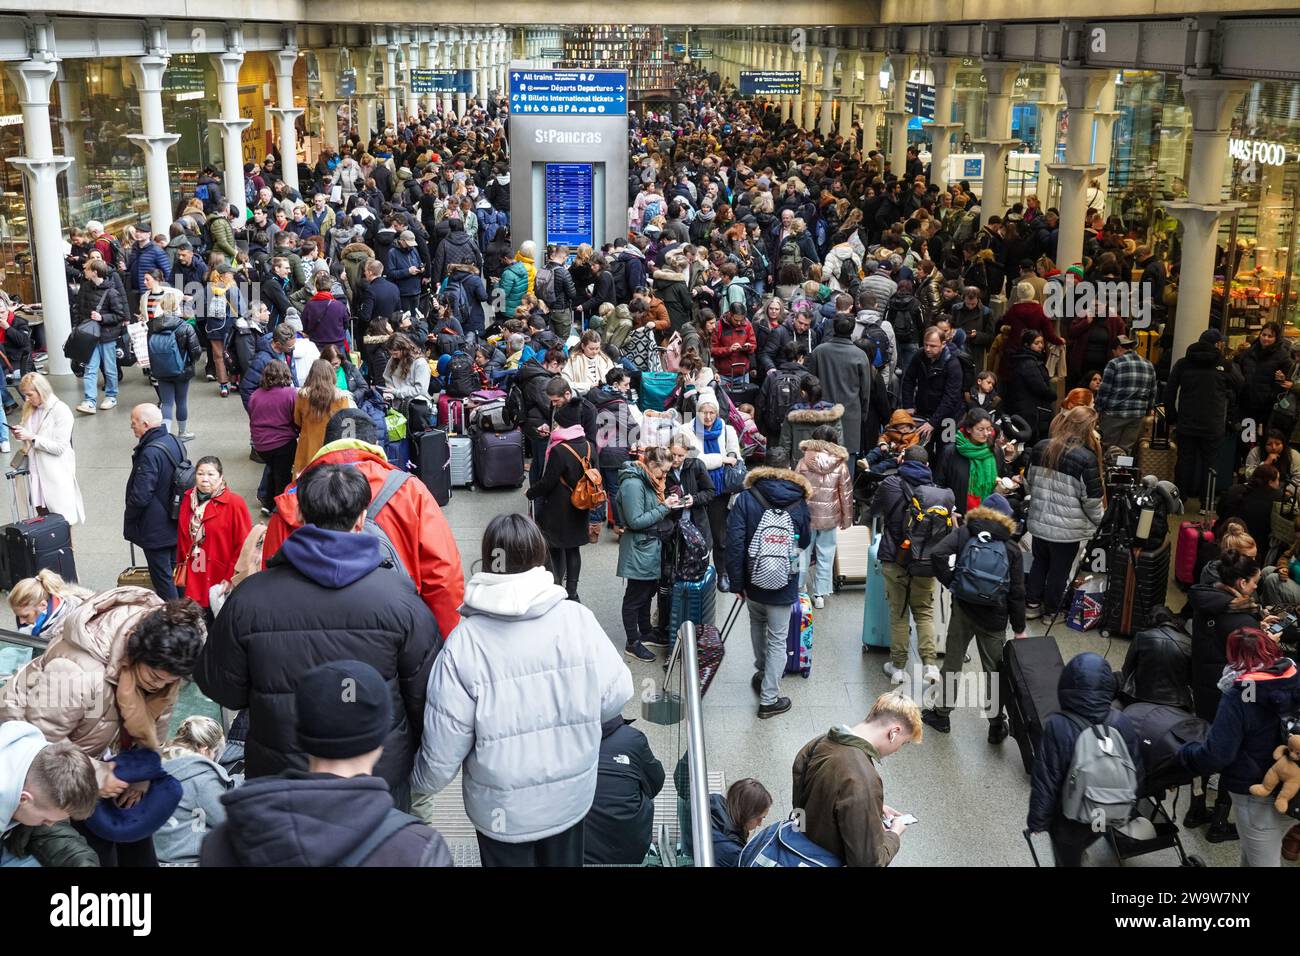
top-left (955, 430), bottom-right (998, 512)
top-left (335, 366), bottom-right (349, 391)
top-left (115, 662), bottom-right (181, 751)
top-left (694, 415), bottom-right (727, 495)
top-left (636, 459), bottom-right (667, 503)
top-left (186, 484), bottom-right (223, 568)
top-left (311, 290), bottom-right (333, 302)
top-left (883, 409), bottom-right (920, 450)
top-left (546, 424), bottom-right (586, 464)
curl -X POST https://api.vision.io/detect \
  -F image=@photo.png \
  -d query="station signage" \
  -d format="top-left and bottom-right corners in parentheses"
top-left (738, 71), bottom-right (802, 97)
top-left (410, 69), bottom-right (473, 94)
top-left (510, 69), bottom-right (628, 115)
top-left (1228, 137), bottom-right (1291, 167)
top-left (339, 69), bottom-right (356, 96)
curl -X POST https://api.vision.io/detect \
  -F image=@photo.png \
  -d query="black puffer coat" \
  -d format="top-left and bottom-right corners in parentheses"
top-left (582, 716), bottom-right (665, 865)
top-left (526, 435), bottom-right (597, 550)
top-left (1003, 348), bottom-right (1057, 441)
top-left (1237, 337), bottom-right (1291, 422)
top-left (1185, 583), bottom-right (1264, 722)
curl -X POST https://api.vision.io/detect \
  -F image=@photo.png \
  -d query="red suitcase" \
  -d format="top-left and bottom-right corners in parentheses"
top-left (1175, 521), bottom-right (1213, 587)
top-left (437, 393), bottom-right (466, 435)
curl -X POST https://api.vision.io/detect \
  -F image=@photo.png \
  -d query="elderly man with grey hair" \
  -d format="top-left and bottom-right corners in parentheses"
top-left (124, 403), bottom-right (186, 599)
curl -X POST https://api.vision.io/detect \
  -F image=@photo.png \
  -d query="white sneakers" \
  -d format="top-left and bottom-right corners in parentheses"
top-left (812, 595), bottom-right (826, 610)
top-left (923, 664), bottom-right (942, 685)
top-left (75, 401), bottom-right (96, 415)
top-left (882, 661), bottom-right (907, 685)
top-left (99, 397), bottom-right (117, 410)
top-left (0, 441), bottom-right (9, 454)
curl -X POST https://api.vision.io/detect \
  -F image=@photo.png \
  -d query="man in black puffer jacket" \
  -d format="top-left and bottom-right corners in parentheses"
top-left (1166, 328), bottom-right (1245, 503)
top-left (195, 465), bottom-right (439, 809)
top-left (1027, 654), bottom-right (1144, 866)
top-left (901, 328), bottom-right (964, 445)
top-left (582, 715), bottom-right (665, 865)
top-left (431, 217), bottom-right (483, 285)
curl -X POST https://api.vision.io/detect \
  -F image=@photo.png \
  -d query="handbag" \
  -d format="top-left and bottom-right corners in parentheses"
top-left (1272, 363), bottom-right (1299, 430)
top-left (722, 458), bottom-right (748, 495)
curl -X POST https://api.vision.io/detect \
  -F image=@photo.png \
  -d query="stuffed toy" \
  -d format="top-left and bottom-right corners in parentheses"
top-left (1249, 733), bottom-right (1300, 814)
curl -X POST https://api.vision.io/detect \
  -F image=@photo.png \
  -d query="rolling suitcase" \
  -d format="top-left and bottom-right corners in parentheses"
top-left (2, 469), bottom-right (76, 589)
top-left (1136, 407), bottom-right (1176, 484)
top-left (1000, 635), bottom-right (1064, 774)
top-left (118, 544), bottom-right (154, 591)
top-left (449, 435), bottom-right (473, 488)
top-left (1175, 521), bottom-right (1213, 588)
top-left (784, 591), bottom-right (813, 677)
top-left (472, 429), bottom-right (525, 488)
top-left (832, 524), bottom-right (870, 592)
top-left (1100, 540), bottom-right (1171, 638)
top-left (437, 393), bottom-right (467, 435)
top-left (669, 564), bottom-right (717, 640)
top-left (862, 517), bottom-right (891, 650)
top-left (411, 429), bottom-right (451, 506)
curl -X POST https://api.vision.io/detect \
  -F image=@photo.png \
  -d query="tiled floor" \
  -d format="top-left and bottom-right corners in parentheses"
top-left (43, 365), bottom-right (1292, 868)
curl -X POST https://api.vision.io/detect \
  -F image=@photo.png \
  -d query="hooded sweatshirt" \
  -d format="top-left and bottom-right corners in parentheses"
top-left (153, 753), bottom-right (236, 865)
top-left (413, 566), bottom-right (634, 843)
top-left (0, 721), bottom-right (48, 834)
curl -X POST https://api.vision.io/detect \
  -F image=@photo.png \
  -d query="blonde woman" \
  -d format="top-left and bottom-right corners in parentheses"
top-left (11, 373), bottom-right (85, 526)
top-left (156, 715), bottom-right (237, 866)
top-left (7, 569), bottom-right (93, 638)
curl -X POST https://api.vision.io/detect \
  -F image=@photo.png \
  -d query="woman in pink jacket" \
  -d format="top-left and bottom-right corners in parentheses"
top-left (795, 424), bottom-right (854, 608)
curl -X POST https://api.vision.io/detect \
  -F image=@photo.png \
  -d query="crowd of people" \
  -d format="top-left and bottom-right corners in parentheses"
top-left (0, 65), bottom-right (1297, 871)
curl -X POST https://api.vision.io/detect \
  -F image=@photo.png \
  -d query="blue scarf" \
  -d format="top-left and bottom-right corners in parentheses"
top-left (696, 415), bottom-right (726, 495)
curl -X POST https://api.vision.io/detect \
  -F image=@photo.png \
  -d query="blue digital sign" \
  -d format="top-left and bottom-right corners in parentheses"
top-left (739, 71), bottom-right (802, 97)
top-left (509, 69), bottom-right (628, 116)
top-left (963, 157), bottom-right (983, 178)
top-left (338, 69), bottom-right (356, 97)
top-left (545, 163), bottom-right (594, 248)
top-left (411, 69), bottom-right (473, 94)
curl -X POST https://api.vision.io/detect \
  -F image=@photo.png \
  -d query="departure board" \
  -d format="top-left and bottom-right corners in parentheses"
top-left (545, 163), bottom-right (595, 248)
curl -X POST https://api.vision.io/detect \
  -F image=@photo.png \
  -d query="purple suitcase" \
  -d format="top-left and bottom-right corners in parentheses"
top-left (472, 429), bottom-right (525, 488)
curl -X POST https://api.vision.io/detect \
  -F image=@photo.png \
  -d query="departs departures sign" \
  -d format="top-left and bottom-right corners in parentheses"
top-left (739, 71), bottom-right (802, 96)
top-left (509, 68), bottom-right (628, 116)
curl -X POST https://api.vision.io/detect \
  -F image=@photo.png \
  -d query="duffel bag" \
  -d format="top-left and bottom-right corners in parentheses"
top-left (739, 818), bottom-right (843, 868)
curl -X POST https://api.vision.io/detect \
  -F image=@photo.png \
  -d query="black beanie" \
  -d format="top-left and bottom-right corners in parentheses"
top-left (325, 407), bottom-right (379, 445)
top-left (555, 396), bottom-right (584, 429)
top-left (296, 660), bottom-right (391, 760)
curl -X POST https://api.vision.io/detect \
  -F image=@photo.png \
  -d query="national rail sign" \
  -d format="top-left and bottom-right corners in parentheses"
top-left (509, 68), bottom-right (629, 116)
top-left (410, 69), bottom-right (473, 94)
top-left (738, 71), bottom-right (802, 97)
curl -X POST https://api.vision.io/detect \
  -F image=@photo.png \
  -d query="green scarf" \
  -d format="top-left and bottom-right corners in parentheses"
top-left (955, 430), bottom-right (998, 503)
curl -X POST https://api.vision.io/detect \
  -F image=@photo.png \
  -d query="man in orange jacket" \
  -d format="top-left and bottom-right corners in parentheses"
top-left (262, 411), bottom-right (464, 637)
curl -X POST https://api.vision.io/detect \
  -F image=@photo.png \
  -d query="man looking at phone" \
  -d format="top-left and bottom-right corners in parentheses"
top-left (791, 689), bottom-right (924, 866)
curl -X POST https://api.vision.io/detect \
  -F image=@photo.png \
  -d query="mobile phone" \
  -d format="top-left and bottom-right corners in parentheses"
top-left (885, 813), bottom-right (918, 828)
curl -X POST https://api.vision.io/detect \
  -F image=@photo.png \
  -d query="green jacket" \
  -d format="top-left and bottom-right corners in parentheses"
top-left (616, 462), bottom-right (670, 580)
top-left (500, 261), bottom-right (530, 315)
top-left (208, 214), bottom-right (238, 261)
top-left (3, 821), bottom-right (99, 867)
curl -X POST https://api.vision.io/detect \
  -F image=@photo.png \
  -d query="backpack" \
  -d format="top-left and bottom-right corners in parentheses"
top-left (1060, 713), bottom-right (1139, 828)
top-left (732, 280), bottom-right (762, 317)
top-left (445, 352), bottom-right (477, 398)
top-left (147, 326), bottom-right (186, 379)
top-left (672, 510), bottom-right (710, 582)
top-left (950, 530), bottom-right (1011, 607)
top-left (468, 395), bottom-right (509, 432)
top-left (560, 443), bottom-right (606, 510)
top-left (609, 256), bottom-right (631, 304)
top-left (362, 471), bottom-right (415, 588)
top-left (885, 295), bottom-right (923, 347)
top-left (739, 818), bottom-right (842, 868)
top-left (896, 479), bottom-right (954, 576)
top-left (158, 438), bottom-right (196, 522)
top-left (642, 197), bottom-right (664, 223)
top-left (102, 236), bottom-right (125, 270)
top-left (745, 486), bottom-right (797, 591)
top-left (779, 237), bottom-right (802, 267)
top-left (763, 370), bottom-right (803, 434)
top-left (503, 383), bottom-right (524, 427)
top-left (194, 182), bottom-right (211, 205)
top-left (859, 323), bottom-right (893, 370)
top-left (953, 346), bottom-right (976, 394)
top-left (441, 280), bottom-right (470, 327)
top-left (533, 266), bottom-right (556, 307)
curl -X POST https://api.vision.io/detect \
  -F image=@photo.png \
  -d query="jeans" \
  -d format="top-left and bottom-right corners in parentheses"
top-left (1175, 433), bottom-right (1223, 503)
top-left (475, 819), bottom-right (583, 867)
top-left (621, 577), bottom-right (658, 645)
top-left (157, 378), bottom-right (191, 430)
top-left (719, 373), bottom-right (750, 391)
top-left (529, 435), bottom-right (548, 490)
top-left (935, 603), bottom-right (1006, 717)
top-left (83, 341), bottom-right (118, 403)
top-left (1231, 791), bottom-right (1294, 867)
top-left (1026, 537), bottom-right (1081, 615)
top-left (0, 845), bottom-right (40, 867)
top-left (549, 546), bottom-right (581, 600)
top-left (706, 494), bottom-right (729, 573)
top-left (880, 563), bottom-right (938, 668)
top-left (143, 545), bottom-right (179, 600)
top-left (897, 343), bottom-right (918, 381)
top-left (748, 600), bottom-right (788, 706)
top-left (799, 527), bottom-right (838, 598)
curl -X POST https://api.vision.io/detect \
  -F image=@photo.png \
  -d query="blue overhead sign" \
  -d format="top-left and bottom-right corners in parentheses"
top-left (739, 71), bottom-right (802, 97)
top-left (905, 81), bottom-right (936, 120)
top-left (410, 69), bottom-right (473, 94)
top-left (509, 68), bottom-right (628, 116)
top-left (338, 69), bottom-right (356, 97)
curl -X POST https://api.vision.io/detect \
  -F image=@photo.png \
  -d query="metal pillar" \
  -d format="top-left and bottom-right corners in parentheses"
top-left (1035, 64), bottom-right (1064, 201)
top-left (886, 53), bottom-right (911, 176)
top-left (316, 51), bottom-right (341, 151)
top-left (818, 46), bottom-right (836, 137)
top-left (56, 63), bottom-right (89, 222)
top-left (974, 60), bottom-right (1020, 222)
top-left (1092, 74), bottom-right (1120, 210)
top-left (354, 46), bottom-right (377, 141)
top-left (384, 42), bottom-right (399, 131)
top-left (455, 34), bottom-right (468, 118)
top-left (1047, 68), bottom-right (1109, 271)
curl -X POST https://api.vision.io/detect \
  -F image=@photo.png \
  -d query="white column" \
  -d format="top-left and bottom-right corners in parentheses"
top-left (818, 46), bottom-right (836, 137)
top-left (1035, 64), bottom-right (1063, 201)
top-left (210, 50), bottom-right (250, 218)
top-left (886, 53), bottom-right (911, 176)
top-left (857, 52), bottom-right (885, 154)
top-left (383, 42), bottom-right (399, 131)
top-left (1047, 67), bottom-right (1108, 272)
top-left (270, 49), bottom-right (304, 193)
top-left (421, 34), bottom-right (437, 116)
top-left (354, 46), bottom-right (377, 141)
top-left (405, 38), bottom-right (421, 121)
top-left (436, 36), bottom-right (452, 117)
top-left (56, 64), bottom-right (89, 222)
top-left (497, 36), bottom-right (507, 95)
top-left (974, 60), bottom-right (1020, 223)
top-left (923, 56), bottom-right (961, 190)
top-left (127, 55), bottom-right (180, 236)
top-left (779, 48), bottom-right (793, 123)
top-left (837, 51), bottom-right (859, 141)
top-left (1091, 73), bottom-right (1120, 209)
top-left (455, 34), bottom-right (468, 118)
top-left (1167, 79), bottom-right (1251, 364)
top-left (7, 59), bottom-right (73, 374)
top-left (316, 51), bottom-right (341, 151)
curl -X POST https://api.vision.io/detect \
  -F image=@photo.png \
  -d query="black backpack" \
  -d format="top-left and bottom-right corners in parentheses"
top-left (953, 347), bottom-right (976, 394)
top-left (763, 370), bottom-right (803, 434)
top-left (609, 256), bottom-right (631, 304)
top-left (445, 352), bottom-right (477, 398)
top-left (504, 382), bottom-right (524, 427)
top-left (885, 295), bottom-right (923, 347)
top-left (859, 323), bottom-right (893, 370)
top-left (158, 437), bottom-right (196, 522)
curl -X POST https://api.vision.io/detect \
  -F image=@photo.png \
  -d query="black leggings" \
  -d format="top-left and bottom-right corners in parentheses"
top-left (549, 546), bottom-right (581, 600)
top-left (621, 578), bottom-right (658, 645)
top-left (260, 438), bottom-right (298, 506)
top-left (73, 820), bottom-right (158, 868)
top-left (706, 494), bottom-right (729, 570)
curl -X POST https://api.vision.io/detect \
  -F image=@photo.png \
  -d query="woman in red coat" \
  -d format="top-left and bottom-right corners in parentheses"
top-left (176, 455), bottom-right (252, 620)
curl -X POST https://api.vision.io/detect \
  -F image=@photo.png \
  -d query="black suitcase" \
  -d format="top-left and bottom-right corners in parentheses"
top-left (723, 381), bottom-right (760, 410)
top-left (411, 429), bottom-right (451, 506)
top-left (2, 514), bottom-right (76, 590)
top-left (1120, 702), bottom-right (1207, 793)
top-left (1000, 636), bottom-right (1064, 774)
top-left (473, 429), bottom-right (526, 489)
top-left (1101, 541), bottom-right (1171, 638)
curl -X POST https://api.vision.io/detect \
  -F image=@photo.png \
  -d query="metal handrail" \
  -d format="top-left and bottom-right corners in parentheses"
top-left (0, 625), bottom-right (47, 652)
top-left (677, 620), bottom-right (714, 868)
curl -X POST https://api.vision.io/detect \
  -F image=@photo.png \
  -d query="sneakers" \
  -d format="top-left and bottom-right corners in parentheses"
top-left (178, 431), bottom-right (196, 441)
top-left (812, 594), bottom-right (825, 610)
top-left (987, 715), bottom-right (1010, 745)
top-left (883, 661), bottom-right (907, 685)
top-left (921, 710), bottom-right (951, 734)
top-left (206, 372), bottom-right (216, 382)
top-left (0, 441), bottom-right (9, 454)
top-left (624, 641), bottom-right (656, 662)
top-left (923, 664), bottom-right (941, 685)
top-left (219, 384), bottom-right (230, 398)
top-left (757, 696), bottom-right (792, 719)
top-left (1024, 603), bottom-right (1043, 621)
top-left (641, 631), bottom-right (671, 648)
top-left (75, 401), bottom-right (97, 415)
top-left (98, 397), bottom-right (117, 410)
top-left (1206, 821), bottom-right (1239, 843)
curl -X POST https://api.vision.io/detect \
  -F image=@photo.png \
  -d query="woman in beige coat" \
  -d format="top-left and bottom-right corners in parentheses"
top-left (795, 425), bottom-right (854, 608)
top-left (10, 373), bottom-right (85, 526)
top-left (0, 590), bottom-right (206, 865)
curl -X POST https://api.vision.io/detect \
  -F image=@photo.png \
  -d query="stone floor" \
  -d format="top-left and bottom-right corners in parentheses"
top-left (19, 363), bottom-right (1293, 868)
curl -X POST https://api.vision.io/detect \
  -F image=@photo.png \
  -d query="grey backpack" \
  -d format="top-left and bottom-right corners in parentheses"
top-left (363, 470), bottom-right (414, 589)
top-left (1060, 713), bottom-right (1139, 829)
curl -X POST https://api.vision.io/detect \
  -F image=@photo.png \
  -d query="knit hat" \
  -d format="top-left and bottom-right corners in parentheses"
top-left (1065, 264), bottom-right (1086, 279)
top-left (325, 407), bottom-right (379, 445)
top-left (1199, 328), bottom-right (1224, 345)
top-left (295, 660), bottom-right (391, 759)
top-left (981, 492), bottom-right (1014, 518)
top-left (397, 167), bottom-right (412, 180)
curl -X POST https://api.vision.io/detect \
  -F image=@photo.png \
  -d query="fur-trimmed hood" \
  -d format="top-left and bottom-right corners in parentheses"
top-left (799, 438), bottom-right (848, 460)
top-left (653, 269), bottom-right (687, 283)
top-left (448, 262), bottom-right (481, 276)
top-left (965, 505), bottom-right (1017, 537)
top-left (341, 242), bottom-right (374, 261)
top-left (744, 466), bottom-right (813, 499)
top-left (787, 403), bottom-right (844, 425)
top-left (798, 439), bottom-right (849, 478)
